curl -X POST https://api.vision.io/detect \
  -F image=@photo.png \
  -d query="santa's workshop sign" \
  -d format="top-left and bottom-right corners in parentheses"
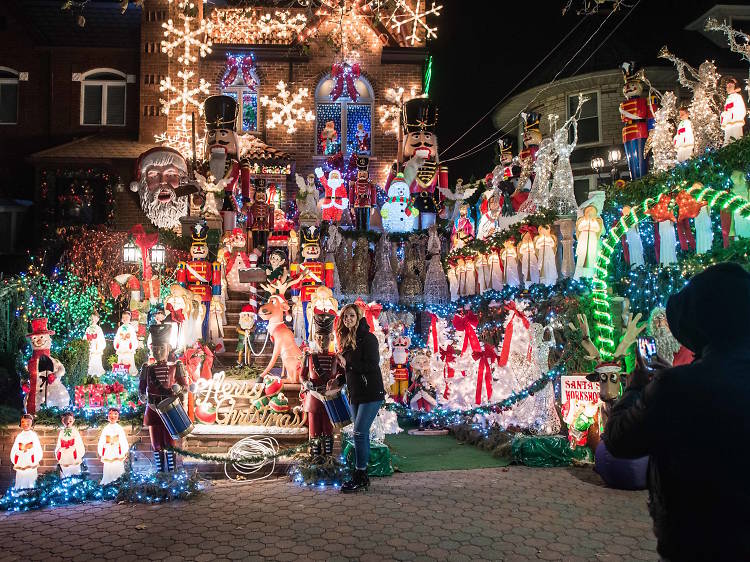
top-left (560, 376), bottom-right (600, 405)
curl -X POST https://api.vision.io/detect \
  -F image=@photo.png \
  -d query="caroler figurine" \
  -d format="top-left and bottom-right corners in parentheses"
top-left (299, 313), bottom-right (345, 458)
top-left (85, 311), bottom-right (106, 377)
top-left (55, 411), bottom-right (85, 478)
top-left (98, 408), bottom-right (129, 485)
top-left (113, 310), bottom-right (140, 376)
top-left (349, 155), bottom-right (377, 231)
top-left (139, 323), bottom-right (191, 473)
top-left (11, 414), bottom-right (43, 489)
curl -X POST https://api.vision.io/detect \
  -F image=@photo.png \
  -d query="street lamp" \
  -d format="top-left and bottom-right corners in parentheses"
top-left (608, 148), bottom-right (623, 181)
top-left (123, 241), bottom-right (141, 265)
top-left (591, 157), bottom-right (605, 186)
top-left (149, 243), bottom-right (166, 267)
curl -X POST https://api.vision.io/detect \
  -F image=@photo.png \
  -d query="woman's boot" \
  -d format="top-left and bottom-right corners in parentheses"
top-left (342, 469), bottom-right (369, 493)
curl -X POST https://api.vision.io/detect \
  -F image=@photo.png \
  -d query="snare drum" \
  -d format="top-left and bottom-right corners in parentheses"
top-left (320, 387), bottom-right (353, 429)
top-left (155, 395), bottom-right (195, 439)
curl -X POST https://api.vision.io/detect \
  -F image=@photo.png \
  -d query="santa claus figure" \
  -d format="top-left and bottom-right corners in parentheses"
top-left (315, 167), bottom-right (349, 223)
top-left (85, 311), bottom-right (106, 377)
top-left (98, 408), bottom-right (129, 485)
top-left (648, 307), bottom-right (694, 367)
top-left (11, 414), bottom-right (43, 489)
top-left (721, 76), bottom-right (746, 146)
top-left (130, 147), bottom-right (189, 230)
top-left (25, 317), bottom-right (68, 413)
top-left (55, 411), bottom-right (85, 478)
top-left (385, 98), bottom-right (448, 229)
top-left (113, 310), bottom-right (140, 376)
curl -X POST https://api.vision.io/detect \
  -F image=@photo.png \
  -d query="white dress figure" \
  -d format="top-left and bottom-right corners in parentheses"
top-left (464, 258), bottom-right (478, 295)
top-left (721, 86), bottom-right (746, 145)
top-left (695, 205), bottom-right (714, 254)
top-left (731, 171), bottom-right (750, 239)
top-left (501, 240), bottom-right (521, 287)
top-left (476, 254), bottom-right (489, 294)
top-left (85, 313), bottom-right (106, 377)
top-left (98, 411), bottom-right (129, 485)
top-left (11, 418), bottom-right (43, 489)
top-left (519, 137), bottom-right (555, 213)
top-left (658, 220), bottom-right (678, 265)
top-left (456, 259), bottom-right (467, 296)
top-left (447, 266), bottom-right (459, 301)
top-left (488, 250), bottom-right (504, 292)
top-left (621, 205), bottom-right (645, 268)
top-left (534, 226), bottom-right (558, 286)
top-left (548, 118), bottom-right (579, 216)
top-left (55, 417), bottom-right (85, 478)
top-left (674, 115), bottom-right (694, 162)
top-left (518, 233), bottom-right (540, 286)
top-left (113, 311), bottom-right (139, 376)
top-left (574, 205), bottom-right (604, 279)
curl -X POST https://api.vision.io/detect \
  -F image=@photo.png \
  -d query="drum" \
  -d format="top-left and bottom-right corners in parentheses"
top-left (320, 387), bottom-right (353, 429)
top-left (155, 395), bottom-right (195, 439)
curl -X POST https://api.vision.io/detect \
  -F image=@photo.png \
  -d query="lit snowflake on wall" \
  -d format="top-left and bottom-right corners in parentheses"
top-left (260, 81), bottom-right (316, 134)
top-left (387, 0), bottom-right (442, 46)
top-left (378, 85), bottom-right (425, 135)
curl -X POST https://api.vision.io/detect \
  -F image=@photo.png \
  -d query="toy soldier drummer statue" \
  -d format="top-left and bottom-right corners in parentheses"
top-left (139, 323), bottom-right (189, 473)
top-left (349, 155), bottom-right (377, 231)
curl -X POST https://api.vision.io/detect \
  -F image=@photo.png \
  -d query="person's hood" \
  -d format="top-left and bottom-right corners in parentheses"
top-left (667, 262), bottom-right (750, 356)
top-left (356, 316), bottom-right (371, 338)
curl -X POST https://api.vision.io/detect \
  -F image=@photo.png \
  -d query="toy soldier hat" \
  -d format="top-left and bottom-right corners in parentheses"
top-left (149, 323), bottom-right (172, 346)
top-left (313, 312), bottom-right (335, 336)
top-left (191, 219), bottom-right (208, 244)
top-left (301, 225), bottom-right (321, 247)
top-left (402, 97), bottom-right (438, 134)
top-left (620, 61), bottom-right (644, 83)
top-left (356, 155), bottom-right (370, 170)
top-left (204, 94), bottom-right (238, 132)
top-left (27, 317), bottom-right (55, 337)
top-left (522, 112), bottom-right (541, 131)
top-left (499, 138), bottom-right (513, 154)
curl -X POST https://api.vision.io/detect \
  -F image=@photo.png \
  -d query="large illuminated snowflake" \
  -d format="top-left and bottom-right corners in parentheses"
top-left (260, 81), bottom-right (315, 134)
top-left (378, 85), bottom-right (425, 135)
top-left (156, 0), bottom-right (213, 155)
top-left (387, 0), bottom-right (442, 46)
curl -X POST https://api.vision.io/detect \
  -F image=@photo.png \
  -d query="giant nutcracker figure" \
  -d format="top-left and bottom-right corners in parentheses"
top-left (203, 94), bottom-right (249, 232)
top-left (385, 97), bottom-right (448, 229)
top-left (139, 324), bottom-right (191, 473)
top-left (516, 112), bottom-right (542, 199)
top-left (246, 180), bottom-right (275, 259)
top-left (290, 226), bottom-right (334, 340)
top-left (176, 220), bottom-right (222, 340)
top-left (619, 61), bottom-right (657, 180)
top-left (349, 155), bottom-right (377, 231)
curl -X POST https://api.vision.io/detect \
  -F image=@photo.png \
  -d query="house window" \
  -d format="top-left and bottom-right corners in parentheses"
top-left (568, 91), bottom-right (600, 145)
top-left (574, 175), bottom-right (595, 205)
top-left (315, 72), bottom-right (373, 156)
top-left (0, 67), bottom-right (19, 124)
top-left (221, 55), bottom-right (259, 133)
top-left (80, 69), bottom-right (127, 126)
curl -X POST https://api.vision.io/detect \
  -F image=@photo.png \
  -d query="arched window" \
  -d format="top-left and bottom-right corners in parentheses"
top-left (315, 72), bottom-right (373, 156)
top-left (221, 55), bottom-right (259, 133)
top-left (80, 68), bottom-right (127, 126)
top-left (0, 67), bottom-right (19, 125)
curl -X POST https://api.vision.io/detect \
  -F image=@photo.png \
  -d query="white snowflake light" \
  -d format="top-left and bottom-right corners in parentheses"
top-left (260, 81), bottom-right (315, 134)
top-left (388, 0), bottom-right (442, 46)
top-left (378, 85), bottom-right (425, 135)
top-left (156, 0), bottom-right (213, 155)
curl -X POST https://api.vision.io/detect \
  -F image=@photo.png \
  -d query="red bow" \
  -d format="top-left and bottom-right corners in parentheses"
top-left (221, 55), bottom-right (257, 90)
top-left (86, 333), bottom-right (96, 341)
top-left (498, 302), bottom-right (531, 367)
top-left (331, 62), bottom-right (360, 102)
top-left (166, 303), bottom-right (185, 323)
top-left (519, 225), bottom-right (538, 238)
top-left (354, 298), bottom-right (382, 332)
top-left (429, 313), bottom-right (439, 353)
top-left (452, 311), bottom-right (481, 355)
top-left (60, 439), bottom-right (75, 449)
top-left (473, 344), bottom-right (497, 405)
top-left (439, 346), bottom-right (456, 399)
top-left (131, 224), bottom-right (159, 280)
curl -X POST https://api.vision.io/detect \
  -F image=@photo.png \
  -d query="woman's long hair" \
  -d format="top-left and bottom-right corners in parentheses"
top-left (336, 304), bottom-right (363, 352)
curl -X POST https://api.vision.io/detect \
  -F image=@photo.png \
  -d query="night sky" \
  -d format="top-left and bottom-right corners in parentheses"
top-left (429, 0), bottom-right (750, 183)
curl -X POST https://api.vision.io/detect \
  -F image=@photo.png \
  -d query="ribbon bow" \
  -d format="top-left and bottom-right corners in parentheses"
top-left (85, 332), bottom-right (96, 341)
top-left (647, 194), bottom-right (677, 223)
top-left (166, 303), bottom-right (185, 323)
top-left (429, 314), bottom-right (439, 353)
top-left (354, 298), bottom-right (382, 332)
top-left (131, 224), bottom-right (159, 280)
top-left (473, 344), bottom-right (498, 405)
top-left (519, 225), bottom-right (538, 238)
top-left (60, 438), bottom-right (75, 449)
top-left (452, 311), bottom-right (481, 355)
top-left (331, 62), bottom-right (361, 102)
top-left (498, 301), bottom-right (531, 367)
top-left (221, 55), bottom-right (257, 90)
top-left (675, 190), bottom-right (706, 221)
top-left (439, 346), bottom-right (456, 399)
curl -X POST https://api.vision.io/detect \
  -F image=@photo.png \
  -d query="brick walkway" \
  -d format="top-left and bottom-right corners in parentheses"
top-left (0, 466), bottom-right (657, 561)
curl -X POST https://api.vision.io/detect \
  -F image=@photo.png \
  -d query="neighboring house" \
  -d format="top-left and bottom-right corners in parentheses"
top-left (492, 4), bottom-right (745, 204)
top-left (0, 0), bottom-right (428, 244)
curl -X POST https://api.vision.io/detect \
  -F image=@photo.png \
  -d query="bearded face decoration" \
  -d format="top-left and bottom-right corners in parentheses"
top-left (132, 147), bottom-right (189, 230)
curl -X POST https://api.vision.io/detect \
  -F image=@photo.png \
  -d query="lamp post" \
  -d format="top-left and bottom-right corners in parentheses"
top-left (591, 156), bottom-right (605, 186)
top-left (122, 241), bottom-right (141, 265)
top-left (149, 243), bottom-right (166, 269)
top-left (608, 148), bottom-right (622, 181)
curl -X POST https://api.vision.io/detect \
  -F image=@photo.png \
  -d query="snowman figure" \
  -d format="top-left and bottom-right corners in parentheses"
top-left (381, 172), bottom-right (419, 233)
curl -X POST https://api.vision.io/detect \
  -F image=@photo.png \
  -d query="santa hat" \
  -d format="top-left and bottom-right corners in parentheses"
top-left (269, 392), bottom-right (290, 412)
top-left (264, 375), bottom-right (283, 397)
top-left (27, 318), bottom-right (55, 337)
top-left (240, 303), bottom-right (257, 317)
top-left (132, 147), bottom-right (187, 183)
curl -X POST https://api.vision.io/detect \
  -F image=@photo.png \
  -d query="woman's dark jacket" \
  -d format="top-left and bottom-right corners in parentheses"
top-left (338, 318), bottom-right (385, 405)
top-left (605, 263), bottom-right (750, 561)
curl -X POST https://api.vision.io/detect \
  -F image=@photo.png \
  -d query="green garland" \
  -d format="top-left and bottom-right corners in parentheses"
top-left (169, 439), bottom-right (314, 464)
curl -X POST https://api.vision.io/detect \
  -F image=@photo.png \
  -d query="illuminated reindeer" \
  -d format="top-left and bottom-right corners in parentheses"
top-left (568, 312), bottom-right (645, 428)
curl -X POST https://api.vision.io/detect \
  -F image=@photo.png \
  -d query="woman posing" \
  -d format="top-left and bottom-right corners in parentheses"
top-left (332, 304), bottom-right (385, 493)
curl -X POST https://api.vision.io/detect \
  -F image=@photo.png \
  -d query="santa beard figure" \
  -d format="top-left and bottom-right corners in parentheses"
top-left (132, 147), bottom-right (189, 230)
top-left (139, 181), bottom-right (188, 230)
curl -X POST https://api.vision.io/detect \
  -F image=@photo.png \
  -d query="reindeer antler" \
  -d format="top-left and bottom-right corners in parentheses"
top-left (568, 313), bottom-right (601, 362)
top-left (613, 313), bottom-right (646, 359)
top-left (260, 277), bottom-right (296, 296)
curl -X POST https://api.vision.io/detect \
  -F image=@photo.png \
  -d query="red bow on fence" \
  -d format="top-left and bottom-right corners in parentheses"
top-left (497, 301), bottom-right (531, 367)
top-left (331, 62), bottom-right (360, 102)
top-left (452, 310), bottom-right (481, 356)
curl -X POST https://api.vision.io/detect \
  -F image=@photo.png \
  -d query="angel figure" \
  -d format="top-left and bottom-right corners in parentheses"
top-left (439, 179), bottom-right (478, 225)
top-left (296, 172), bottom-right (320, 224)
top-left (195, 172), bottom-right (226, 219)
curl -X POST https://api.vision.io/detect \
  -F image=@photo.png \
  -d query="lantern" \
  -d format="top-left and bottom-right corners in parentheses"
top-left (123, 241), bottom-right (141, 264)
top-left (150, 243), bottom-right (166, 267)
top-left (590, 157), bottom-right (604, 172)
top-left (607, 148), bottom-right (622, 164)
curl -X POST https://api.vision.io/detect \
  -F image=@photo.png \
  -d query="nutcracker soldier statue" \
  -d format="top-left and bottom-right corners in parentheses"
top-left (349, 155), bottom-right (377, 231)
top-left (203, 94), bottom-right (248, 232)
top-left (290, 226), bottom-right (335, 340)
top-left (247, 180), bottom-right (275, 260)
top-left (514, 112), bottom-right (542, 209)
top-left (176, 220), bottom-right (222, 340)
top-left (619, 61), bottom-right (657, 179)
top-left (385, 97), bottom-right (448, 229)
top-left (138, 323), bottom-right (190, 473)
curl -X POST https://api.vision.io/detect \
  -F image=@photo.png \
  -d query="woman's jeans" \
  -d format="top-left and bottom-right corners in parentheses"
top-left (351, 400), bottom-right (382, 470)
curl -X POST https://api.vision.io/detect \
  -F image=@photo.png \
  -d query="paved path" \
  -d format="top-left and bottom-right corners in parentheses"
top-left (0, 466), bottom-right (657, 561)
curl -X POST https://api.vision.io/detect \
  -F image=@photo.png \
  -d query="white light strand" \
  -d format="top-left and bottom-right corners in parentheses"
top-left (649, 90), bottom-right (677, 172)
top-left (224, 436), bottom-right (279, 482)
top-left (377, 85), bottom-right (424, 135)
top-left (260, 81), bottom-right (315, 134)
top-left (388, 0), bottom-right (442, 46)
top-left (210, 9), bottom-right (307, 45)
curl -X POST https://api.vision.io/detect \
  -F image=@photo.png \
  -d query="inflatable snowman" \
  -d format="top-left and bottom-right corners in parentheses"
top-left (380, 172), bottom-right (419, 233)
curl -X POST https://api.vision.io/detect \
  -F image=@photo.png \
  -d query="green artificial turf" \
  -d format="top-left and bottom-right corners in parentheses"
top-left (385, 432), bottom-right (511, 473)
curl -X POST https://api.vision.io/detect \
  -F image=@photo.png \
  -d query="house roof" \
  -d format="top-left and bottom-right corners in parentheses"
top-left (10, 0), bottom-right (141, 49)
top-left (239, 135), bottom-right (292, 164)
top-left (30, 136), bottom-right (157, 162)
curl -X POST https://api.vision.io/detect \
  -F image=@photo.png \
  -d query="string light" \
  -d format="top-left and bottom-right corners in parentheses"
top-left (650, 91), bottom-right (678, 172)
top-left (377, 85), bottom-right (424, 136)
top-left (210, 8), bottom-right (307, 45)
top-left (387, 0), bottom-right (442, 46)
top-left (260, 81), bottom-right (315, 134)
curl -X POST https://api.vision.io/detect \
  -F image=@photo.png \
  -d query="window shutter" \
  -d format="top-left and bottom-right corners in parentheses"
top-left (106, 85), bottom-right (126, 125)
top-left (83, 84), bottom-right (103, 124)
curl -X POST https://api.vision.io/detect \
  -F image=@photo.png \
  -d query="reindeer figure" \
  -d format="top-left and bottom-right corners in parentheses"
top-left (568, 312), bottom-right (645, 429)
top-left (257, 295), bottom-right (303, 383)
